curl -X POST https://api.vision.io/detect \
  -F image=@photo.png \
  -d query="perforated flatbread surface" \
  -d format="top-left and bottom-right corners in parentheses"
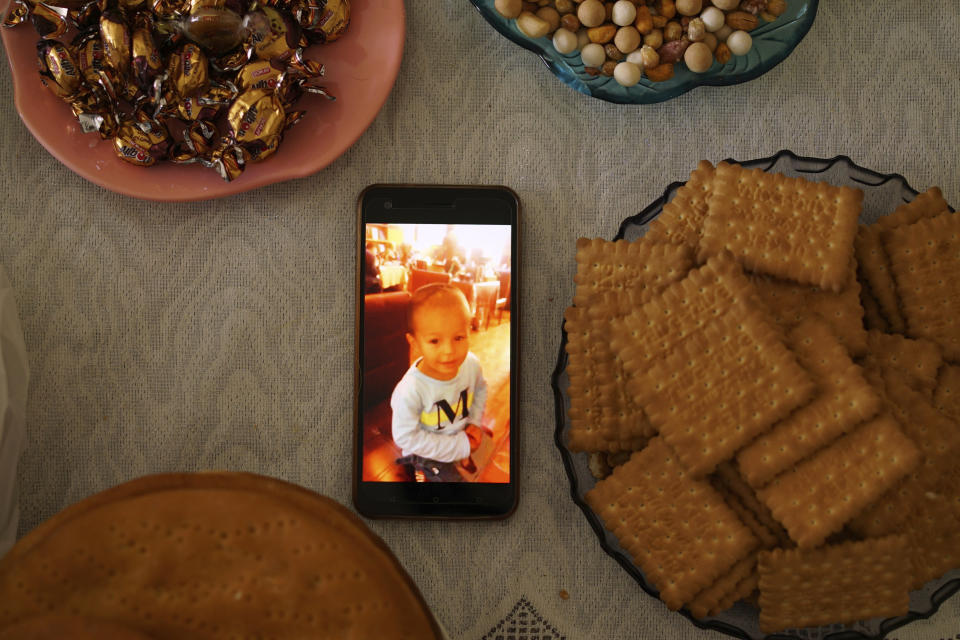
top-left (0, 614), bottom-right (155, 640)
top-left (0, 473), bottom-right (441, 640)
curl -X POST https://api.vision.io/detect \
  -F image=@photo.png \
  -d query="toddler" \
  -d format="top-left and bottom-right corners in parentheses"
top-left (391, 283), bottom-right (488, 482)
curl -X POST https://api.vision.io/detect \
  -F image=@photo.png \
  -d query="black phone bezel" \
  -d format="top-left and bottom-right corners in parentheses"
top-left (353, 184), bottom-right (520, 519)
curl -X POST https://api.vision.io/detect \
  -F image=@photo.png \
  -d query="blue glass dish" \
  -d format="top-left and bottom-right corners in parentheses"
top-left (469, 1), bottom-right (820, 104)
top-left (551, 150), bottom-right (960, 639)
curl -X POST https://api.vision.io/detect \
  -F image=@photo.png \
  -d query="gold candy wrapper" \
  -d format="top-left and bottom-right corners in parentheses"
top-left (8, 0), bottom-right (345, 181)
top-left (168, 42), bottom-right (210, 97)
top-left (113, 118), bottom-right (171, 166)
top-left (226, 87), bottom-right (284, 161)
top-left (37, 40), bottom-right (83, 99)
top-left (99, 11), bottom-right (131, 75)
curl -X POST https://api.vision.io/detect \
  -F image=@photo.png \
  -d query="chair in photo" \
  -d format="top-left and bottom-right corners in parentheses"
top-left (408, 267), bottom-right (451, 293)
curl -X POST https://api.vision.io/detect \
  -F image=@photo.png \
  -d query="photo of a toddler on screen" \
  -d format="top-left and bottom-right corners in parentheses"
top-left (391, 284), bottom-right (492, 482)
top-left (360, 222), bottom-right (511, 484)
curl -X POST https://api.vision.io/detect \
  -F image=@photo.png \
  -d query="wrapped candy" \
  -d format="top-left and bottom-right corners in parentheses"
top-left (6, 0), bottom-right (348, 180)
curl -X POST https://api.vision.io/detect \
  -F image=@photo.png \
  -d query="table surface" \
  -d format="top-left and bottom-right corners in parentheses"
top-left (2, 2), bottom-right (959, 639)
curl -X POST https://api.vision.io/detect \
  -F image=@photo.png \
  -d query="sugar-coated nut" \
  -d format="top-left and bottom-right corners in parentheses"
top-left (625, 49), bottom-right (645, 65)
top-left (536, 6), bottom-right (560, 32)
top-left (700, 6), bottom-right (724, 32)
top-left (675, 0), bottom-right (701, 16)
top-left (638, 43), bottom-right (659, 68)
top-left (577, 0), bottom-right (605, 27)
top-left (516, 11), bottom-right (551, 38)
top-left (686, 17), bottom-right (705, 41)
top-left (711, 0), bottom-right (739, 9)
top-left (552, 27), bottom-right (578, 54)
top-left (683, 41), bottom-right (712, 72)
top-left (494, 0), bottom-right (522, 19)
top-left (714, 24), bottom-right (733, 41)
top-left (580, 41), bottom-right (606, 66)
top-left (613, 61), bottom-right (642, 86)
top-left (727, 29), bottom-right (752, 55)
top-left (614, 25), bottom-right (642, 53)
top-left (611, 0), bottom-right (636, 26)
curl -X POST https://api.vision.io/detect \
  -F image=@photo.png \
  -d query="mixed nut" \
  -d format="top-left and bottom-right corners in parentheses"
top-left (494, 0), bottom-right (788, 87)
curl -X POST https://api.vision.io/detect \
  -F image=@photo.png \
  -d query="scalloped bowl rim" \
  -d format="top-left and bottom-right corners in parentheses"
top-left (470, 0), bottom-right (820, 104)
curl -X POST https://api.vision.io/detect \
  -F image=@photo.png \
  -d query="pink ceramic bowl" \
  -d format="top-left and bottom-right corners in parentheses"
top-left (0, 0), bottom-right (405, 201)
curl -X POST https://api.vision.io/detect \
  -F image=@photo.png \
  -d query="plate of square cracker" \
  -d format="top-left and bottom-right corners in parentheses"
top-left (553, 150), bottom-right (960, 639)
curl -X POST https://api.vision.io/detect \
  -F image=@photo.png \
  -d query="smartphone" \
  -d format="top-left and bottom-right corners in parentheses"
top-left (353, 185), bottom-right (520, 519)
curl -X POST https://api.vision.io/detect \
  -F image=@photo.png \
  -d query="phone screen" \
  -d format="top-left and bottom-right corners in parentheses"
top-left (354, 185), bottom-right (518, 518)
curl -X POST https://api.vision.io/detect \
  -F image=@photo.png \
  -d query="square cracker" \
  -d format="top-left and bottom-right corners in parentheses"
top-left (847, 373), bottom-right (960, 538)
top-left (644, 160), bottom-right (716, 249)
top-left (757, 535), bottom-right (910, 633)
top-left (565, 304), bottom-right (652, 453)
top-left (883, 211), bottom-right (960, 361)
top-left (757, 414), bottom-right (920, 548)
top-left (859, 280), bottom-right (890, 332)
top-left (687, 552), bottom-right (758, 619)
top-left (700, 162), bottom-right (862, 292)
top-left (711, 462), bottom-right (791, 549)
top-left (749, 263), bottom-right (867, 357)
top-left (584, 438), bottom-right (759, 611)
top-left (736, 319), bottom-right (882, 488)
top-left (572, 237), bottom-right (695, 307)
top-left (610, 257), bottom-right (816, 476)
top-left (862, 330), bottom-right (943, 397)
top-left (565, 240), bottom-right (695, 453)
top-left (855, 187), bottom-right (950, 333)
top-left (934, 365), bottom-right (960, 422)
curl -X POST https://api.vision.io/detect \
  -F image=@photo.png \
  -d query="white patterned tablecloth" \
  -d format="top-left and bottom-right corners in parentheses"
top-left (1, 2), bottom-right (959, 639)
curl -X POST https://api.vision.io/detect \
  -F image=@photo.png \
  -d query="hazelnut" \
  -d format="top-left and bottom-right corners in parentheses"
top-left (611, 0), bottom-right (637, 26)
top-left (687, 17), bottom-right (705, 42)
top-left (560, 13), bottom-right (580, 31)
top-left (613, 61), bottom-right (642, 86)
top-left (683, 41), bottom-right (712, 72)
top-left (614, 25), bottom-right (642, 53)
top-left (577, 0), bottom-right (605, 28)
top-left (675, 0), bottom-right (701, 17)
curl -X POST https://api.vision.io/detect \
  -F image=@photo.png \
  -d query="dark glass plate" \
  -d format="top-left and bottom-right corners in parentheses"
top-left (469, 1), bottom-right (819, 104)
top-left (551, 150), bottom-right (960, 639)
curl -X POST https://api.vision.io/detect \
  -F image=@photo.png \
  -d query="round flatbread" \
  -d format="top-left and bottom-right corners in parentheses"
top-left (0, 472), bottom-right (441, 640)
top-left (0, 614), bottom-right (155, 639)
